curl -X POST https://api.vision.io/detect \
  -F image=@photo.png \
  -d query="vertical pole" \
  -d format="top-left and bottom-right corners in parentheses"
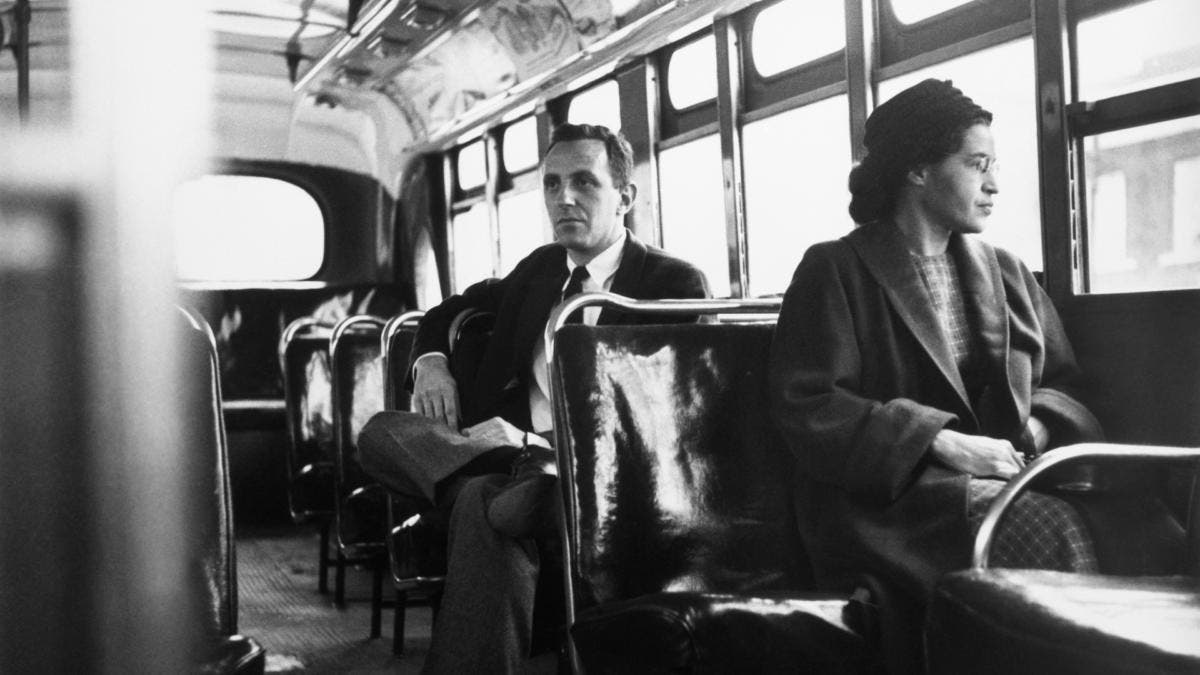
top-left (13, 0), bottom-right (31, 125)
top-left (1032, 0), bottom-right (1077, 302)
top-left (845, 0), bottom-right (875, 162)
top-left (714, 16), bottom-right (747, 298)
top-left (617, 61), bottom-right (662, 246)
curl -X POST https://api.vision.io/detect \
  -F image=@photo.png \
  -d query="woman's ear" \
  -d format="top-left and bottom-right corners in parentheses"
top-left (906, 165), bottom-right (928, 187)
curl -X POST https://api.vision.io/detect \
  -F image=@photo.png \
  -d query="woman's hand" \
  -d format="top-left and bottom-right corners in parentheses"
top-left (930, 428), bottom-right (1025, 479)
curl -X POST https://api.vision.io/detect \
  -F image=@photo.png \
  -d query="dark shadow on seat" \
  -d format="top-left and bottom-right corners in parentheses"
top-left (180, 306), bottom-right (267, 674)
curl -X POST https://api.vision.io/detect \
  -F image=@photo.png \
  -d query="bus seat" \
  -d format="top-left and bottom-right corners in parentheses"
top-left (382, 306), bottom-right (496, 654)
top-left (926, 444), bottom-right (1200, 675)
top-left (549, 307), bottom-right (881, 674)
top-left (180, 307), bottom-right (266, 674)
top-left (330, 314), bottom-right (391, 638)
top-left (278, 317), bottom-right (339, 594)
top-left (381, 310), bottom-right (446, 655)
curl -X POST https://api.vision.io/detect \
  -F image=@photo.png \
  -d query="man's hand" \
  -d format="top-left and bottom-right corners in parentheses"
top-left (930, 429), bottom-right (1025, 479)
top-left (412, 354), bottom-right (461, 430)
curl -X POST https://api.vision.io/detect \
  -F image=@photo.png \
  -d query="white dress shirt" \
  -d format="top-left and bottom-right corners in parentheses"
top-left (412, 230), bottom-right (627, 434)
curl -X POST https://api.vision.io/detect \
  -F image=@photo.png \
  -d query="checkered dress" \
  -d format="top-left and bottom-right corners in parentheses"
top-left (967, 479), bottom-right (1098, 571)
top-left (912, 251), bottom-right (1098, 572)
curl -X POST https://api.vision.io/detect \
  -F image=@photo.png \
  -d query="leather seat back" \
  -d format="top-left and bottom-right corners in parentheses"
top-left (554, 322), bottom-right (812, 609)
top-left (180, 308), bottom-right (238, 638)
top-left (279, 319), bottom-right (336, 519)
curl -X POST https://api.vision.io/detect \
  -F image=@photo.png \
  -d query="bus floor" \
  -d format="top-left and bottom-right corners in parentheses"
top-left (237, 526), bottom-right (433, 673)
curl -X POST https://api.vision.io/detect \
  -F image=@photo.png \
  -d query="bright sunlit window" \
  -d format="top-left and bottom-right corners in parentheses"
top-left (744, 95), bottom-right (851, 296)
top-left (457, 140), bottom-right (487, 191)
top-left (498, 190), bottom-right (551, 275)
top-left (452, 202), bottom-right (494, 292)
top-left (503, 116), bottom-right (539, 174)
top-left (569, 80), bottom-right (622, 132)
top-left (889, 0), bottom-right (974, 24)
top-left (879, 38), bottom-right (1042, 271)
top-left (752, 0), bottom-right (844, 77)
top-left (1077, 0), bottom-right (1200, 102)
top-left (172, 175), bottom-right (324, 281)
top-left (659, 134), bottom-right (730, 296)
top-left (667, 34), bottom-right (717, 109)
top-left (1083, 116), bottom-right (1200, 293)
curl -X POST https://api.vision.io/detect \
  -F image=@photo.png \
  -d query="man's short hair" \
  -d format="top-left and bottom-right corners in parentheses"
top-left (545, 123), bottom-right (635, 189)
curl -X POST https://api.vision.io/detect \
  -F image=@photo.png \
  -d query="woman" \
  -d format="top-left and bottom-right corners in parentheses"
top-left (767, 79), bottom-right (1104, 610)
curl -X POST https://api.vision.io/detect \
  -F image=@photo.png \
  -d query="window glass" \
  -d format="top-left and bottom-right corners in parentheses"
top-left (568, 80), bottom-right (622, 131)
top-left (889, 0), bottom-right (975, 24)
top-left (503, 116), bottom-right (539, 174)
top-left (752, 0), bottom-right (844, 77)
top-left (667, 34), bottom-right (717, 109)
top-left (1083, 115), bottom-right (1200, 293)
top-left (744, 95), bottom-right (851, 296)
top-left (879, 38), bottom-right (1042, 270)
top-left (1077, 0), bottom-right (1200, 101)
top-left (457, 140), bottom-right (487, 191)
top-left (451, 202), bottom-right (494, 292)
top-left (498, 190), bottom-right (552, 275)
top-left (171, 175), bottom-right (323, 281)
top-left (659, 134), bottom-right (730, 296)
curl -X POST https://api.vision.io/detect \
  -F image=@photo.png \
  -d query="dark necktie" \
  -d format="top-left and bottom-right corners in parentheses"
top-left (561, 265), bottom-right (590, 324)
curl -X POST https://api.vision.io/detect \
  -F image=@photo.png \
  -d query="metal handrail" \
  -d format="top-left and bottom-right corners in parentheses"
top-left (972, 442), bottom-right (1200, 569)
top-left (543, 292), bottom-right (781, 673)
top-left (381, 310), bottom-right (426, 411)
top-left (277, 316), bottom-right (335, 384)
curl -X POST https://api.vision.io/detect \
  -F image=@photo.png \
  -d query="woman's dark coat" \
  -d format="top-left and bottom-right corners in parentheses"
top-left (768, 222), bottom-right (1102, 600)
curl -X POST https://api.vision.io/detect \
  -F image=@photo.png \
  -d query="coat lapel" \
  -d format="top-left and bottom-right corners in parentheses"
top-left (599, 229), bottom-right (646, 325)
top-left (511, 247), bottom-right (568, 374)
top-left (848, 224), bottom-right (973, 418)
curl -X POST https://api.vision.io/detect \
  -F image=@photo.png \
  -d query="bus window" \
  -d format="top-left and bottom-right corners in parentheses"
top-left (497, 189), bottom-right (550, 276)
top-left (879, 38), bottom-right (1042, 271)
top-left (743, 94), bottom-right (851, 297)
top-left (568, 80), bottom-right (621, 131)
top-left (659, 134), bottom-right (730, 297)
top-left (502, 116), bottom-right (539, 174)
top-left (171, 175), bottom-right (324, 281)
top-left (750, 0), bottom-right (843, 78)
top-left (1084, 115), bottom-right (1200, 293)
top-left (666, 34), bottom-right (717, 110)
top-left (451, 201), bottom-right (493, 292)
top-left (1076, 0), bottom-right (1200, 101)
top-left (456, 139), bottom-right (487, 192)
top-left (889, 0), bottom-right (976, 24)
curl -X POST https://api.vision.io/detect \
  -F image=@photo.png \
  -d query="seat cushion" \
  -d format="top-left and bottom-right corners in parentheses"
top-left (196, 634), bottom-right (266, 674)
top-left (571, 592), bottom-right (880, 674)
top-left (927, 569), bottom-right (1200, 675)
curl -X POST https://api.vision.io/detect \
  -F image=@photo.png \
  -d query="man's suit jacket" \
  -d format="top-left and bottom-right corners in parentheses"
top-left (409, 229), bottom-right (710, 429)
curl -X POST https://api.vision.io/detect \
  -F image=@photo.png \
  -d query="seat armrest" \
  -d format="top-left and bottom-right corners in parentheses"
top-left (973, 443), bottom-right (1200, 568)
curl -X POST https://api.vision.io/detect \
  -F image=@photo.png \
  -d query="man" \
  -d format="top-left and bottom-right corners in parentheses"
top-left (359, 123), bottom-right (709, 673)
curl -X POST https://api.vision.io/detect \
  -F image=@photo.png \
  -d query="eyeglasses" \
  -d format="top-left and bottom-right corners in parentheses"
top-left (962, 153), bottom-right (999, 175)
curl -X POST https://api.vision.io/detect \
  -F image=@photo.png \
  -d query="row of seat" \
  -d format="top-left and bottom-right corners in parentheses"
top-left (543, 293), bottom-right (1200, 674)
top-left (279, 308), bottom-right (485, 652)
top-left (278, 293), bottom-right (1200, 672)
